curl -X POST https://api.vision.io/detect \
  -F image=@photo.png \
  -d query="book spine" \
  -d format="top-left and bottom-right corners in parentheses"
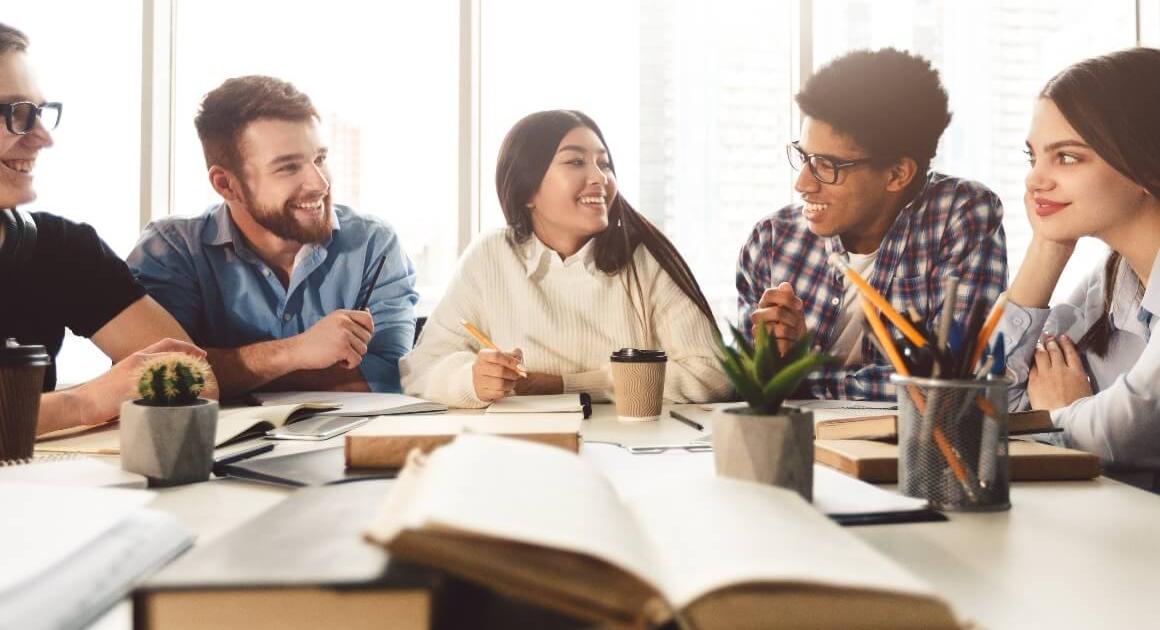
top-left (346, 433), bottom-right (581, 469)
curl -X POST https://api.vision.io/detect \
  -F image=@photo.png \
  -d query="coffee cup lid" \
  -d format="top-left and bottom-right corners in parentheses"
top-left (1, 338), bottom-right (52, 367)
top-left (610, 348), bottom-right (667, 363)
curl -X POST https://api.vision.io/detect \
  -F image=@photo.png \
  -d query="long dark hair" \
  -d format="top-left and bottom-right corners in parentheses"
top-left (495, 110), bottom-right (715, 333)
top-left (1041, 47), bottom-right (1160, 357)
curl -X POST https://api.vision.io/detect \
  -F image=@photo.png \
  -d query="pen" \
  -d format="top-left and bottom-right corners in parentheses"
top-left (460, 319), bottom-right (528, 377)
top-left (969, 293), bottom-right (1009, 371)
top-left (354, 254), bottom-right (387, 311)
top-left (669, 409), bottom-right (705, 431)
top-left (212, 442), bottom-right (275, 476)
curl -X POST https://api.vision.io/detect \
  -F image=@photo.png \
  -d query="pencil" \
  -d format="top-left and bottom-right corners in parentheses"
top-left (460, 319), bottom-right (527, 377)
top-left (831, 253), bottom-right (928, 348)
top-left (969, 293), bottom-right (1008, 370)
top-left (354, 254), bottom-right (387, 311)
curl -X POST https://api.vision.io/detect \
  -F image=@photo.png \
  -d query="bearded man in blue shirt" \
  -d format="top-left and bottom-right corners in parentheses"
top-left (129, 76), bottom-right (418, 396)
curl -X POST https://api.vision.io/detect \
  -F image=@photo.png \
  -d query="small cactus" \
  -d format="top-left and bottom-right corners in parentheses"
top-left (135, 353), bottom-right (214, 406)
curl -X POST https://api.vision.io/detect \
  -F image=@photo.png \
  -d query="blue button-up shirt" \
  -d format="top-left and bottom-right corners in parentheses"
top-left (127, 203), bottom-right (418, 392)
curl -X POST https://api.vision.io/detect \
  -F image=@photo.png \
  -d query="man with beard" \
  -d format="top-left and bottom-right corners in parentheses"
top-left (128, 76), bottom-right (418, 396)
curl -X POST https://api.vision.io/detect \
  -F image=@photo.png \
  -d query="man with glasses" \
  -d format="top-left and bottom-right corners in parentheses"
top-left (736, 48), bottom-right (1007, 400)
top-left (128, 76), bottom-right (419, 397)
top-left (0, 22), bottom-right (210, 434)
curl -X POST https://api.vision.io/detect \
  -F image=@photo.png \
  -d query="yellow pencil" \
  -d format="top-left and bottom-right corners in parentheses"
top-left (460, 319), bottom-right (527, 377)
top-left (831, 253), bottom-right (928, 349)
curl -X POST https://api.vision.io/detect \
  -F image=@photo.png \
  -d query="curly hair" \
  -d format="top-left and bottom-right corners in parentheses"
top-left (796, 48), bottom-right (951, 195)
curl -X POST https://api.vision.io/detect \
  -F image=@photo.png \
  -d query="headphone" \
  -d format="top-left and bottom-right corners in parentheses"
top-left (0, 208), bottom-right (37, 269)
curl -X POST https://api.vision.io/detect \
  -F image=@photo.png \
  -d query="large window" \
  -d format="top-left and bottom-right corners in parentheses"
top-left (481, 0), bottom-right (795, 321)
top-left (814, 0), bottom-right (1137, 299)
top-left (8, 1), bottom-right (1153, 387)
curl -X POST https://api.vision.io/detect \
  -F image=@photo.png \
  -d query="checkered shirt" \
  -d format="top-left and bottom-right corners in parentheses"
top-left (735, 172), bottom-right (1008, 400)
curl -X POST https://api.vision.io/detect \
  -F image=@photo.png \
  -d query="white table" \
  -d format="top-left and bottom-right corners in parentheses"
top-left (92, 403), bottom-right (1160, 629)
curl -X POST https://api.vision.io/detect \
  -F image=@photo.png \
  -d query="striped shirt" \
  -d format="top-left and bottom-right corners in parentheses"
top-left (736, 172), bottom-right (1008, 400)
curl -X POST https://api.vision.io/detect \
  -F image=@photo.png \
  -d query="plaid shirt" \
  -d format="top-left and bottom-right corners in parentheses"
top-left (736, 172), bottom-right (1008, 400)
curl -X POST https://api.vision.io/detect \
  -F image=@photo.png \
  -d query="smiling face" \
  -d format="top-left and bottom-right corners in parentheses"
top-left (0, 50), bottom-right (53, 208)
top-left (1024, 98), bottom-right (1152, 243)
top-left (233, 117), bottom-right (332, 244)
top-left (794, 116), bottom-right (901, 254)
top-left (526, 125), bottom-right (617, 251)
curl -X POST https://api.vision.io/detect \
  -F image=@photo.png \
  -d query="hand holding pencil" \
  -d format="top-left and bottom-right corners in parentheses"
top-left (462, 320), bottom-right (528, 402)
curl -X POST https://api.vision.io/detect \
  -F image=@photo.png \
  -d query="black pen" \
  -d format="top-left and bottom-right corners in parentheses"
top-left (354, 254), bottom-right (387, 311)
top-left (669, 409), bottom-right (705, 431)
top-left (212, 442), bottom-right (275, 476)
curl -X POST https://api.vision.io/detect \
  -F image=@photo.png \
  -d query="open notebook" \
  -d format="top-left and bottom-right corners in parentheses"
top-left (365, 434), bottom-right (960, 629)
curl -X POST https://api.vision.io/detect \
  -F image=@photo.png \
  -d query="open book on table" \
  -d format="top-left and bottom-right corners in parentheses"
top-left (215, 402), bottom-right (341, 447)
top-left (364, 434), bottom-right (960, 629)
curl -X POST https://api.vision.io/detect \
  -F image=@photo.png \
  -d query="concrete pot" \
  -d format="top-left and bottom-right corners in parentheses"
top-left (120, 398), bottom-right (219, 487)
top-left (712, 407), bottom-right (813, 501)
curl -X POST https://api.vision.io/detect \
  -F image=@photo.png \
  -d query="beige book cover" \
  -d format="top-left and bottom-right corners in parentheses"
top-left (364, 434), bottom-right (961, 630)
top-left (813, 409), bottom-right (1056, 441)
top-left (344, 414), bottom-right (582, 469)
top-left (816, 438), bottom-right (1100, 483)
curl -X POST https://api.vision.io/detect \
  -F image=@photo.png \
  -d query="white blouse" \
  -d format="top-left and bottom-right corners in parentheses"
top-left (400, 229), bottom-right (733, 408)
top-left (1001, 251), bottom-right (1160, 470)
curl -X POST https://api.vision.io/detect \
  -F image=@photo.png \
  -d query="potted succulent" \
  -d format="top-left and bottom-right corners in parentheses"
top-left (713, 323), bottom-right (831, 501)
top-left (120, 353), bottom-right (219, 486)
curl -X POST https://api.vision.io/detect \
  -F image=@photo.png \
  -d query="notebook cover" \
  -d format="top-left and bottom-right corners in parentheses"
top-left (219, 446), bottom-right (396, 487)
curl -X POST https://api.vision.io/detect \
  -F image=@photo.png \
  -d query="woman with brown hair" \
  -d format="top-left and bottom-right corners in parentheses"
top-left (401, 110), bottom-right (731, 407)
top-left (1003, 47), bottom-right (1160, 472)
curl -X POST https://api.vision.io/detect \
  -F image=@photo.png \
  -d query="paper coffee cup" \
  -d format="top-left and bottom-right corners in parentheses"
top-left (610, 348), bottom-right (667, 422)
top-left (0, 339), bottom-right (50, 462)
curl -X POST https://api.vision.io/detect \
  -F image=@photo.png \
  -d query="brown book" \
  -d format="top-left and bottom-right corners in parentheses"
top-left (344, 414), bottom-right (582, 469)
top-left (365, 434), bottom-right (962, 630)
top-left (814, 409), bottom-right (1057, 441)
top-left (133, 481), bottom-right (448, 630)
top-left (815, 438), bottom-right (1100, 483)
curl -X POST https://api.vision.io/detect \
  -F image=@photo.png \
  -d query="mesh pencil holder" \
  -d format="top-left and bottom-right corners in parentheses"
top-left (891, 375), bottom-right (1011, 512)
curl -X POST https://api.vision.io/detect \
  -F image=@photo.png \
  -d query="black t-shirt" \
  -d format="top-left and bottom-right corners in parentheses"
top-left (0, 212), bottom-right (146, 391)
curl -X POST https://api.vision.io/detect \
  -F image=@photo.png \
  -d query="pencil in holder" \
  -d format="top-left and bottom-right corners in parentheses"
top-left (892, 374), bottom-right (1010, 512)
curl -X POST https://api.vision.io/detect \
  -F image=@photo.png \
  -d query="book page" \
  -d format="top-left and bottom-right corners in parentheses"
top-left (485, 394), bottom-right (583, 414)
top-left (376, 434), bottom-right (664, 590)
top-left (215, 403), bottom-right (339, 446)
top-left (623, 476), bottom-right (941, 610)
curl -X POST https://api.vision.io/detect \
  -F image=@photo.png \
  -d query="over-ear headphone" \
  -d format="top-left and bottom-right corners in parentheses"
top-left (0, 207), bottom-right (37, 269)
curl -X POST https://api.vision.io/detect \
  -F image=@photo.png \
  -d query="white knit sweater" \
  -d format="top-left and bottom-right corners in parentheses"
top-left (400, 229), bottom-right (732, 408)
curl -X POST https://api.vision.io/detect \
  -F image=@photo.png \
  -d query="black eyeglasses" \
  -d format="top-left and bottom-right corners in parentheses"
top-left (1, 101), bottom-right (62, 135)
top-left (786, 141), bottom-right (874, 185)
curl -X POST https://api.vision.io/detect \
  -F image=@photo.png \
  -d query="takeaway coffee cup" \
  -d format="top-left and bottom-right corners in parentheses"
top-left (0, 338), bottom-right (50, 462)
top-left (610, 348), bottom-right (667, 422)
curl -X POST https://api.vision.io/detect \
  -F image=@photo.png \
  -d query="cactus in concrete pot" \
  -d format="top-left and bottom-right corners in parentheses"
top-left (121, 352), bottom-right (219, 486)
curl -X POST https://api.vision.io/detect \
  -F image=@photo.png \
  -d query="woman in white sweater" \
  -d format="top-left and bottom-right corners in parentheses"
top-left (401, 110), bottom-right (732, 407)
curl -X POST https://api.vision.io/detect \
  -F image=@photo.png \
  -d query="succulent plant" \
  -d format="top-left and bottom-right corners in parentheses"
top-left (717, 322), bottom-right (832, 415)
top-left (135, 353), bottom-right (214, 406)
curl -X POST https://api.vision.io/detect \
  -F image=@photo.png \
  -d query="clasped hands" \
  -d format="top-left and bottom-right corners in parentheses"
top-left (749, 282), bottom-right (806, 355)
top-left (1027, 333), bottom-right (1092, 410)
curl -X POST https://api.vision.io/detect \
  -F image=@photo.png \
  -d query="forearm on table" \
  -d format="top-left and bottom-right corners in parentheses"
top-left (259, 364), bottom-right (370, 393)
top-left (207, 338), bottom-right (299, 399)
